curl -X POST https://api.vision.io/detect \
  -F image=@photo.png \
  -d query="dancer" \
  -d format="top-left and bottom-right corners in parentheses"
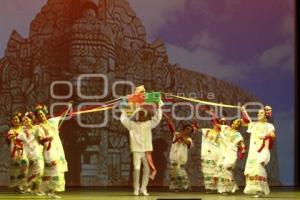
top-left (17, 112), bottom-right (44, 195)
top-left (6, 112), bottom-right (29, 193)
top-left (127, 85), bottom-right (158, 180)
top-left (35, 104), bottom-right (71, 199)
top-left (138, 86), bottom-right (158, 180)
top-left (120, 100), bottom-right (163, 196)
top-left (264, 105), bottom-right (273, 124)
top-left (217, 119), bottom-right (246, 195)
top-left (241, 107), bottom-right (276, 197)
top-left (200, 110), bottom-right (221, 193)
top-left (164, 114), bottom-right (194, 191)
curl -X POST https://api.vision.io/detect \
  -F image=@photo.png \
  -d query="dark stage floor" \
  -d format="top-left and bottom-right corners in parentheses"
top-left (0, 187), bottom-right (299, 199)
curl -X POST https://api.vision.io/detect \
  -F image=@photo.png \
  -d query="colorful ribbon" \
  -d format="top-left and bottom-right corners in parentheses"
top-left (58, 102), bottom-right (74, 129)
top-left (166, 93), bottom-right (241, 109)
top-left (257, 135), bottom-right (273, 153)
top-left (12, 139), bottom-right (23, 158)
top-left (71, 105), bottom-right (113, 115)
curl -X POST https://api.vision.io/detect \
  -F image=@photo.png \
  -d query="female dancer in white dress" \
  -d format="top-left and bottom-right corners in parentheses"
top-left (6, 112), bottom-right (29, 193)
top-left (217, 119), bottom-right (245, 194)
top-left (35, 105), bottom-right (69, 199)
top-left (201, 116), bottom-right (221, 193)
top-left (17, 112), bottom-right (44, 195)
top-left (169, 124), bottom-right (194, 191)
top-left (241, 107), bottom-right (276, 197)
top-left (164, 113), bottom-right (194, 191)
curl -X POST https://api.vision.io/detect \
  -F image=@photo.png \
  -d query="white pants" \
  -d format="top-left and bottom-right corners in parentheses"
top-left (132, 152), bottom-right (150, 193)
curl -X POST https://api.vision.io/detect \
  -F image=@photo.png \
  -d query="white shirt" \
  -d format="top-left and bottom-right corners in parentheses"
top-left (120, 107), bottom-right (162, 152)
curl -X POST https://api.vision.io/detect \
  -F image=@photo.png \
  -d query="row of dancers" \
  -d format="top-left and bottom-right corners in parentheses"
top-left (199, 106), bottom-right (274, 197)
top-left (120, 85), bottom-right (275, 197)
top-left (6, 105), bottom-right (68, 198)
top-left (5, 85), bottom-right (275, 198)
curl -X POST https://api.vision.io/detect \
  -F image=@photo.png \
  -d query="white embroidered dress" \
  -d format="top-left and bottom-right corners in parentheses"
top-left (201, 128), bottom-right (220, 190)
top-left (17, 126), bottom-right (44, 182)
top-left (7, 127), bottom-right (29, 188)
top-left (244, 122), bottom-right (275, 195)
top-left (36, 116), bottom-right (67, 192)
top-left (217, 125), bottom-right (243, 193)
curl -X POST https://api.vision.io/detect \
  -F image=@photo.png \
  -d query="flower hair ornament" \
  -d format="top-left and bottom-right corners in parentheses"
top-left (35, 104), bottom-right (48, 114)
top-left (24, 111), bottom-right (35, 121)
top-left (12, 112), bottom-right (22, 120)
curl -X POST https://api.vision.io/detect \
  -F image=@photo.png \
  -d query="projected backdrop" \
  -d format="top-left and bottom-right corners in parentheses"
top-left (0, 0), bottom-right (294, 186)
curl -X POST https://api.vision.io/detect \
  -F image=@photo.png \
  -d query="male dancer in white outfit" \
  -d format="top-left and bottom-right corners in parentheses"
top-left (120, 101), bottom-right (163, 196)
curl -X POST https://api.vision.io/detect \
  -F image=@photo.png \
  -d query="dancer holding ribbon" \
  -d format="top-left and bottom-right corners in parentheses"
top-left (120, 85), bottom-right (163, 196)
top-left (241, 106), bottom-right (276, 198)
top-left (164, 113), bottom-right (194, 192)
top-left (35, 102), bottom-right (73, 199)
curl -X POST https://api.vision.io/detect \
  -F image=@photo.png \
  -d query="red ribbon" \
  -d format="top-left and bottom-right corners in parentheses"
top-left (192, 117), bottom-right (199, 131)
top-left (237, 146), bottom-right (246, 159)
top-left (257, 135), bottom-right (273, 153)
top-left (12, 139), bottom-right (23, 158)
top-left (241, 111), bottom-right (250, 124)
top-left (163, 113), bottom-right (176, 133)
top-left (146, 152), bottom-right (156, 180)
top-left (40, 137), bottom-right (52, 151)
top-left (46, 139), bottom-right (52, 151)
top-left (172, 135), bottom-right (183, 144)
top-left (38, 125), bottom-right (52, 151)
top-left (6, 130), bottom-right (17, 143)
top-left (24, 129), bottom-right (30, 138)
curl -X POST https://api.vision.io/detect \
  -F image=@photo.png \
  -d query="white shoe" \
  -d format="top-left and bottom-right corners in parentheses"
top-left (47, 193), bottom-right (62, 199)
top-left (253, 192), bottom-right (263, 198)
top-left (25, 188), bottom-right (31, 193)
top-left (35, 191), bottom-right (45, 196)
top-left (133, 191), bottom-right (139, 196)
top-left (16, 187), bottom-right (25, 194)
top-left (140, 190), bottom-right (149, 196)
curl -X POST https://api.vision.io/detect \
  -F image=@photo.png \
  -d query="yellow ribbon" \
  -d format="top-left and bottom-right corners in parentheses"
top-left (67, 91), bottom-right (243, 116)
top-left (72, 106), bottom-right (113, 115)
top-left (167, 94), bottom-right (241, 109)
top-left (70, 98), bottom-right (121, 116)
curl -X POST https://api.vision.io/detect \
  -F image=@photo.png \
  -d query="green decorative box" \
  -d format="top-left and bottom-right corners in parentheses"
top-left (145, 92), bottom-right (161, 103)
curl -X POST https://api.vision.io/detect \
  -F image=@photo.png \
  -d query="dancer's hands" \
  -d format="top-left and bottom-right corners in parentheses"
top-left (240, 106), bottom-right (246, 112)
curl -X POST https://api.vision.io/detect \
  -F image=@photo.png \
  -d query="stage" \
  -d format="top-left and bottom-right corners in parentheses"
top-left (0, 187), bottom-right (299, 200)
